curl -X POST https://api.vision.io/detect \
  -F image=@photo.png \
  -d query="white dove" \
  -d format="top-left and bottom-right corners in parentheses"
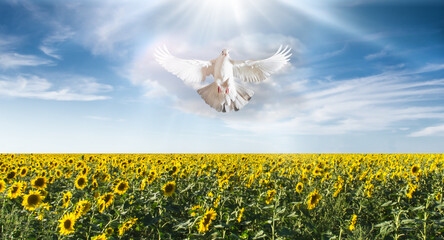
top-left (154, 46), bottom-right (291, 112)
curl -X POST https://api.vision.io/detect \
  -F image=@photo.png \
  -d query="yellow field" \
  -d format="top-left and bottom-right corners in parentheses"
top-left (0, 153), bottom-right (443, 239)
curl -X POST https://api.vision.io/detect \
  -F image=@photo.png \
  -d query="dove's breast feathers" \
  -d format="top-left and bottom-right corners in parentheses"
top-left (213, 57), bottom-right (234, 82)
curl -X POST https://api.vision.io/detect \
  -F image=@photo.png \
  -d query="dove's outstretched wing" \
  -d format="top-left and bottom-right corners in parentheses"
top-left (154, 46), bottom-right (214, 84)
top-left (231, 46), bottom-right (291, 83)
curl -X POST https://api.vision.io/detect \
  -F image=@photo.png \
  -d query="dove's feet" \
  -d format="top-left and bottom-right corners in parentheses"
top-left (225, 87), bottom-right (229, 94)
top-left (218, 86), bottom-right (221, 93)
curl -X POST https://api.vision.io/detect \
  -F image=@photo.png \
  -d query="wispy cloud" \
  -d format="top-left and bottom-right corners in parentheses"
top-left (365, 49), bottom-right (389, 60)
top-left (0, 52), bottom-right (53, 69)
top-left (409, 124), bottom-right (444, 137)
top-left (365, 45), bottom-right (392, 60)
top-left (39, 27), bottom-right (74, 59)
top-left (0, 74), bottom-right (112, 101)
top-left (0, 34), bottom-right (21, 50)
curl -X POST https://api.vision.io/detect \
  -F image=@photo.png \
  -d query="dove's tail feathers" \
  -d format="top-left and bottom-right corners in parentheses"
top-left (197, 82), bottom-right (254, 113)
top-left (197, 82), bottom-right (225, 112)
top-left (229, 81), bottom-right (254, 112)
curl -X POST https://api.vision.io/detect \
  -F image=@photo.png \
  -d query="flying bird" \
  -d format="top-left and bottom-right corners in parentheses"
top-left (154, 45), bottom-right (291, 112)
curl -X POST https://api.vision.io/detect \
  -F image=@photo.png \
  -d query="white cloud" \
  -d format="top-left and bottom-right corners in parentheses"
top-left (39, 27), bottom-right (74, 60)
top-left (0, 34), bottom-right (21, 50)
top-left (0, 74), bottom-right (112, 101)
top-left (365, 46), bottom-right (391, 60)
top-left (365, 49), bottom-right (389, 60)
top-left (409, 124), bottom-right (444, 137)
top-left (39, 46), bottom-right (61, 60)
top-left (0, 52), bottom-right (53, 69)
top-left (201, 63), bottom-right (444, 135)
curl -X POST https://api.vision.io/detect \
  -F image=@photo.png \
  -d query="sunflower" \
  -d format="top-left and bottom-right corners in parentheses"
top-left (74, 200), bottom-right (91, 219)
top-left (22, 190), bottom-right (44, 211)
top-left (6, 170), bottom-right (16, 181)
top-left (118, 217), bottom-right (138, 236)
top-left (300, 172), bottom-right (309, 183)
top-left (75, 161), bottom-right (85, 170)
top-left (237, 207), bottom-right (245, 223)
top-left (39, 170), bottom-right (47, 177)
top-left (364, 183), bottom-right (374, 198)
top-left (105, 227), bottom-right (114, 236)
top-left (162, 181), bottom-right (176, 197)
top-left (198, 208), bottom-right (217, 233)
top-left (75, 175), bottom-right (88, 189)
top-left (0, 179), bottom-right (6, 193)
top-left (31, 176), bottom-right (47, 190)
top-left (80, 166), bottom-right (89, 176)
top-left (92, 179), bottom-right (98, 190)
top-left (55, 169), bottom-right (62, 178)
top-left (306, 189), bottom-right (322, 210)
top-left (8, 181), bottom-right (25, 199)
top-left (140, 179), bottom-right (147, 191)
top-left (295, 182), bottom-right (303, 193)
top-left (19, 167), bottom-right (28, 177)
top-left (147, 170), bottom-right (157, 184)
top-left (191, 205), bottom-right (202, 217)
top-left (411, 164), bottom-right (420, 176)
top-left (98, 201), bottom-right (106, 213)
top-left (98, 192), bottom-right (114, 212)
top-left (333, 184), bottom-right (343, 198)
top-left (114, 180), bottom-right (129, 195)
top-left (63, 191), bottom-right (72, 208)
top-left (91, 233), bottom-right (107, 240)
top-left (58, 212), bottom-right (76, 236)
top-left (213, 195), bottom-right (221, 208)
top-left (406, 183), bottom-right (418, 199)
top-left (265, 189), bottom-right (277, 204)
top-left (349, 214), bottom-right (358, 231)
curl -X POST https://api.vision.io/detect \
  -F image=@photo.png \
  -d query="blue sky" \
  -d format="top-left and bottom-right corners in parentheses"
top-left (1, 0), bottom-right (443, 153)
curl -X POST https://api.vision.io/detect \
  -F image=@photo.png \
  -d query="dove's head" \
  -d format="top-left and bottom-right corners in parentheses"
top-left (221, 48), bottom-right (230, 57)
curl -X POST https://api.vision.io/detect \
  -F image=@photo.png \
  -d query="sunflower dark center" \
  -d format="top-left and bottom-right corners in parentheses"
top-left (203, 215), bottom-right (212, 224)
top-left (35, 177), bottom-right (45, 187)
top-left (64, 219), bottom-right (72, 229)
top-left (7, 172), bottom-right (16, 179)
top-left (11, 186), bottom-right (19, 193)
top-left (165, 184), bottom-right (174, 192)
top-left (310, 194), bottom-right (319, 204)
top-left (104, 194), bottom-right (113, 203)
top-left (118, 183), bottom-right (126, 191)
top-left (28, 194), bottom-right (40, 205)
top-left (77, 178), bottom-right (86, 186)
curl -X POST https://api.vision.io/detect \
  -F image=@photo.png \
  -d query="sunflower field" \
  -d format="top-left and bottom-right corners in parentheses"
top-left (0, 153), bottom-right (443, 239)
